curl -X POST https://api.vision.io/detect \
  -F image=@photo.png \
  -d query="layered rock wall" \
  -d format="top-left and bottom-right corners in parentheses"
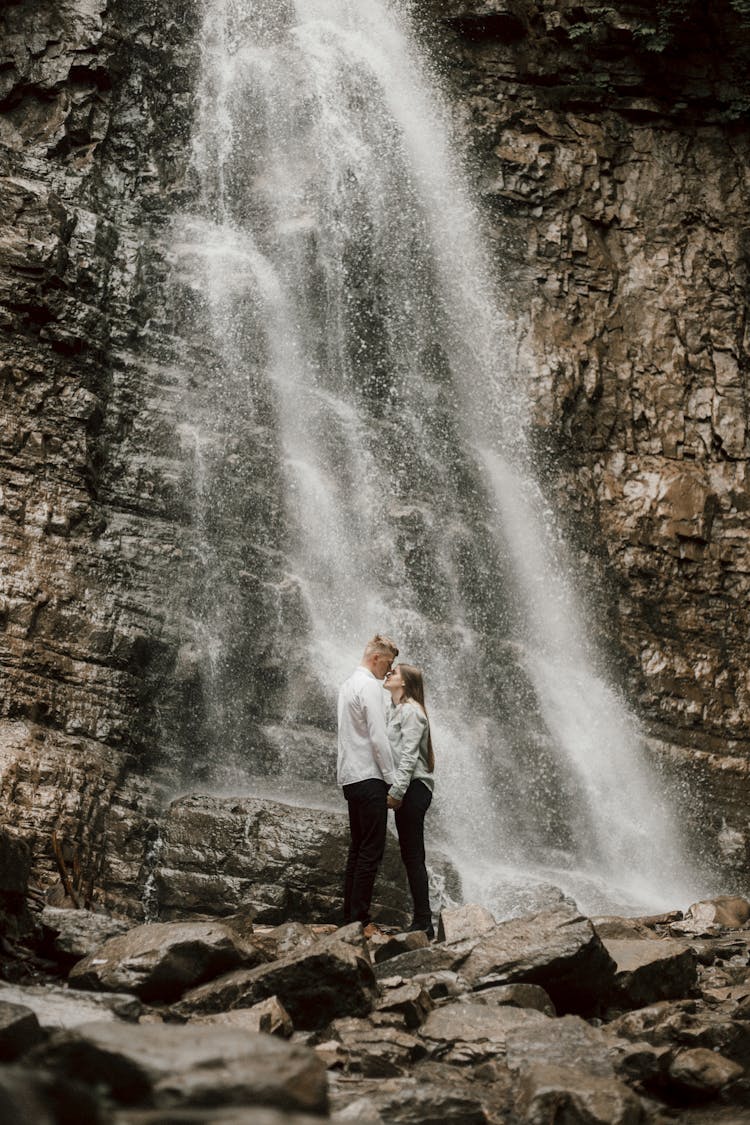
top-left (0, 0), bottom-right (202, 900)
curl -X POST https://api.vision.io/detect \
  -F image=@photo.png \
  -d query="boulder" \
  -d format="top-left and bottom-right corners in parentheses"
top-left (505, 1013), bottom-right (620, 1078)
top-left (460, 906), bottom-right (616, 1014)
top-left (601, 937), bottom-right (698, 1009)
top-left (374, 981), bottom-right (433, 1028)
top-left (0, 1065), bottom-right (104, 1125)
top-left (251, 922), bottom-right (318, 962)
top-left (329, 1017), bottom-right (426, 1077)
top-left (668, 1046), bottom-right (744, 1097)
top-left (610, 999), bottom-right (750, 1066)
top-left (151, 794), bottom-right (409, 926)
top-left (410, 969), bottom-right (469, 1000)
top-left (69, 920), bottom-right (264, 1002)
top-left (437, 903), bottom-right (496, 945)
top-left (40, 907), bottom-right (131, 966)
top-left (317, 922), bottom-right (370, 961)
top-left (420, 1001), bottom-right (549, 1062)
top-left (372, 942), bottom-right (469, 982)
top-left (327, 1069), bottom-right (490, 1123)
top-left (0, 981), bottom-right (141, 1029)
top-left (0, 1001), bottom-right (44, 1060)
top-left (373, 931), bottom-right (428, 965)
top-left (190, 996), bottom-right (293, 1038)
top-left (0, 830), bottom-right (32, 936)
top-left (113, 1110), bottom-right (323, 1124)
top-left (516, 1063), bottom-right (643, 1125)
top-left (472, 982), bottom-right (555, 1016)
top-left (0, 830), bottom-right (32, 904)
top-left (592, 916), bottom-right (662, 941)
top-left (28, 1021), bottom-right (328, 1113)
top-left (113, 1111), bottom-right (324, 1124)
top-left (675, 896), bottom-right (750, 935)
top-left (175, 938), bottom-right (376, 1030)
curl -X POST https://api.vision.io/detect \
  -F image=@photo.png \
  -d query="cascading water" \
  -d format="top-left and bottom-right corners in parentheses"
top-left (170, 0), bottom-right (704, 915)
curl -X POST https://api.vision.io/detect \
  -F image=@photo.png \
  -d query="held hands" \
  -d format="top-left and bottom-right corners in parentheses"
top-left (387, 795), bottom-right (402, 810)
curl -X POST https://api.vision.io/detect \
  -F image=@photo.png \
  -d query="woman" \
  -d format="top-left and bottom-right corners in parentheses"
top-left (384, 663), bottom-right (435, 940)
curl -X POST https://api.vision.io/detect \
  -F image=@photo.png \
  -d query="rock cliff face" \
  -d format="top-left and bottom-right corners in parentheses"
top-left (0, 0), bottom-right (748, 905)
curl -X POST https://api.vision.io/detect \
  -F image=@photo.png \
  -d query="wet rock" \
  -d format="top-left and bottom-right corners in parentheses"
top-left (314, 1038), bottom-right (349, 1070)
top-left (29, 1020), bottom-right (328, 1113)
top-left (667, 1046), bottom-right (744, 1097)
top-left (504, 1006), bottom-right (664, 1112)
top-left (0, 1000), bottom-right (44, 1059)
top-left (420, 1000), bottom-right (549, 1062)
top-left (461, 906), bottom-right (616, 1014)
top-left (322, 922), bottom-right (368, 951)
top-left (175, 938), bottom-right (376, 1030)
top-left (675, 896), bottom-right (750, 935)
top-left (592, 916), bottom-right (664, 941)
top-left (473, 982), bottom-right (556, 1016)
top-left (40, 906), bottom-right (131, 966)
top-left (0, 829), bottom-right (31, 903)
top-left (114, 1110), bottom-right (323, 1124)
top-left (0, 829), bottom-right (32, 935)
top-left (0, 980), bottom-right (141, 1029)
top-left (506, 1012), bottom-right (619, 1078)
top-left (328, 1069), bottom-right (491, 1123)
top-left (437, 903), bottom-right (496, 945)
top-left (516, 1063), bottom-right (643, 1125)
top-left (329, 1017), bottom-right (427, 1077)
top-left (601, 937), bottom-right (698, 1009)
top-left (410, 969), bottom-right (469, 1000)
top-left (372, 930), bottom-right (428, 965)
top-left (374, 980), bottom-right (433, 1028)
top-left (69, 920), bottom-right (264, 1002)
top-left (190, 996), bottom-right (293, 1038)
top-left (152, 795), bottom-right (409, 927)
top-left (610, 999), bottom-right (750, 1067)
top-left (372, 942), bottom-right (469, 982)
top-left (0, 1065), bottom-right (104, 1125)
top-left (250, 922), bottom-right (318, 962)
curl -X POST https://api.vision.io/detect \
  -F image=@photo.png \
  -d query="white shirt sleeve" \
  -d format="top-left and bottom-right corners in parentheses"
top-left (361, 677), bottom-right (396, 785)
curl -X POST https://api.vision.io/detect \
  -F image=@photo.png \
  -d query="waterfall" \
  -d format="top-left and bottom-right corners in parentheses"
top-left (170, 0), bottom-right (702, 915)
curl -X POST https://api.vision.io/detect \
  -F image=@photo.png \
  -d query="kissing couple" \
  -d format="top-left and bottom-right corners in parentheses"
top-left (337, 634), bottom-right (435, 940)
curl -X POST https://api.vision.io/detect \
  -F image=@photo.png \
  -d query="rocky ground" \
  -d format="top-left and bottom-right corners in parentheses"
top-left (1, 826), bottom-right (749, 1124)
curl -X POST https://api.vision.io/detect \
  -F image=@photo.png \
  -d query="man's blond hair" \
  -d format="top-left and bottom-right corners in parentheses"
top-left (363, 634), bottom-right (399, 660)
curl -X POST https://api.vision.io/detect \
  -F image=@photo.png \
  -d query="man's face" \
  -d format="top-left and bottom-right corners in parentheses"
top-left (374, 652), bottom-right (394, 680)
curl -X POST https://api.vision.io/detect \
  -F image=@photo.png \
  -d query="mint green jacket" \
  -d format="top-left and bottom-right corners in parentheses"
top-left (386, 700), bottom-right (435, 801)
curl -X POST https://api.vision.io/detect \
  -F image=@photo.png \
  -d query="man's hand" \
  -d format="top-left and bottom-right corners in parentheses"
top-left (387, 795), bottom-right (402, 810)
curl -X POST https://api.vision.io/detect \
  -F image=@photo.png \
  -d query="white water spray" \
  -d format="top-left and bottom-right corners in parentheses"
top-left (173, 0), bottom-right (702, 914)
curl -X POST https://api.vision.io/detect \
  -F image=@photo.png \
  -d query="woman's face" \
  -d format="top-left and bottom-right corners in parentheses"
top-left (384, 665), bottom-right (404, 695)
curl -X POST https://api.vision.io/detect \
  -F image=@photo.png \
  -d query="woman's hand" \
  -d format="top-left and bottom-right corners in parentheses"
top-left (387, 795), bottom-right (402, 810)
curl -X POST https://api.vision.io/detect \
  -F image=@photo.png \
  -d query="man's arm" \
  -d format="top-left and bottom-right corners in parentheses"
top-left (361, 679), bottom-right (396, 784)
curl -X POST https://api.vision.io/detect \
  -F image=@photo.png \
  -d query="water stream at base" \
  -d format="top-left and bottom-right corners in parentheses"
top-left (168, 0), bottom-right (706, 916)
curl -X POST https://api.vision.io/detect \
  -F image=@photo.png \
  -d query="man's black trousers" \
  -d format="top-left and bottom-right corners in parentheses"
top-left (342, 777), bottom-right (388, 925)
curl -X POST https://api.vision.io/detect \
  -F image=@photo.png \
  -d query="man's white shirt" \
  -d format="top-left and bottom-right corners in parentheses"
top-left (337, 665), bottom-right (396, 786)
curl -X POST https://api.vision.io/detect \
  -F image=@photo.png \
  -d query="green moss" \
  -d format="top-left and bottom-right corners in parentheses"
top-left (567, 0), bottom-right (750, 54)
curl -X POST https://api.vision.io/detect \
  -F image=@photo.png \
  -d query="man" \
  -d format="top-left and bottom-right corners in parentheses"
top-left (337, 634), bottom-right (398, 937)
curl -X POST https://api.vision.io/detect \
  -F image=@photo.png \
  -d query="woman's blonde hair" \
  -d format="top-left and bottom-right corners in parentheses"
top-left (398, 663), bottom-right (435, 773)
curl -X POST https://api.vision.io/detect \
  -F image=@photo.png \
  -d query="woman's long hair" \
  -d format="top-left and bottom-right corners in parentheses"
top-left (398, 663), bottom-right (435, 772)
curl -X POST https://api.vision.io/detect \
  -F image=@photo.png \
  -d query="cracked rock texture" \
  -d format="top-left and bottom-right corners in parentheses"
top-left (0, 0), bottom-right (749, 905)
